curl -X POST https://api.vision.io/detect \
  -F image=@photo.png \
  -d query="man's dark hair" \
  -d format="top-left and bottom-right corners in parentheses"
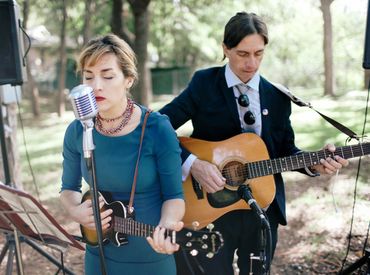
top-left (223, 12), bottom-right (268, 53)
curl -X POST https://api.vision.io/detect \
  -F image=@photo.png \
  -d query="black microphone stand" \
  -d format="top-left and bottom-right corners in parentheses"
top-left (238, 185), bottom-right (272, 275)
top-left (82, 121), bottom-right (107, 275)
top-left (339, 248), bottom-right (370, 275)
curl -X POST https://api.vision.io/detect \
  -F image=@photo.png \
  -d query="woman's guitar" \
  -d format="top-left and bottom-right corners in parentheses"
top-left (80, 191), bottom-right (223, 258)
top-left (179, 133), bottom-right (370, 228)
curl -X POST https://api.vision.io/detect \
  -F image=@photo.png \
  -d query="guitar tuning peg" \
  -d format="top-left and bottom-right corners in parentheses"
top-left (192, 221), bottom-right (200, 230)
top-left (206, 252), bottom-right (214, 258)
top-left (206, 223), bottom-right (214, 231)
top-left (190, 249), bottom-right (199, 256)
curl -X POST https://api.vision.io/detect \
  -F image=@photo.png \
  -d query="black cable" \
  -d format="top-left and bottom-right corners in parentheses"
top-left (363, 221), bottom-right (370, 256)
top-left (339, 156), bottom-right (362, 273)
top-left (263, 211), bottom-right (272, 275)
top-left (61, 251), bottom-right (65, 275)
top-left (180, 248), bottom-right (197, 275)
top-left (339, 78), bottom-right (370, 273)
top-left (15, 90), bottom-right (40, 201)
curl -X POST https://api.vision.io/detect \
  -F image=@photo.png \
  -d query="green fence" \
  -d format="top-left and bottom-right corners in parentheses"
top-left (151, 66), bottom-right (191, 95)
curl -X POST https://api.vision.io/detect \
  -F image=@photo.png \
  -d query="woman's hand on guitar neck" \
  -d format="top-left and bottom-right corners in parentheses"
top-left (190, 159), bottom-right (226, 193)
top-left (147, 221), bottom-right (184, 255)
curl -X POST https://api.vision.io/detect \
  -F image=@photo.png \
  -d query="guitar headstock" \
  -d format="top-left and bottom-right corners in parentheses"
top-left (176, 223), bottom-right (224, 258)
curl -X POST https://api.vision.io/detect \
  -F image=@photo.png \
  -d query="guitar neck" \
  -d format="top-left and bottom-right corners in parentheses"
top-left (246, 142), bottom-right (370, 179)
top-left (114, 216), bottom-right (174, 240)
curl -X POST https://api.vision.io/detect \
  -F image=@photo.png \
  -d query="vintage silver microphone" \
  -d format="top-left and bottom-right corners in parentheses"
top-left (68, 84), bottom-right (107, 274)
top-left (69, 84), bottom-right (98, 158)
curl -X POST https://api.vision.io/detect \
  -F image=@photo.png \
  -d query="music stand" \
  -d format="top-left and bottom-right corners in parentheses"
top-left (0, 182), bottom-right (84, 275)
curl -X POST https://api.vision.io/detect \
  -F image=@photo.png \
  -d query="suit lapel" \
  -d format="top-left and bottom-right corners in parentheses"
top-left (259, 77), bottom-right (272, 139)
top-left (216, 67), bottom-right (241, 129)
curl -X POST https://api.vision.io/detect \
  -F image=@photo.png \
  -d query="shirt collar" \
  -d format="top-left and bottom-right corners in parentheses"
top-left (225, 63), bottom-right (260, 91)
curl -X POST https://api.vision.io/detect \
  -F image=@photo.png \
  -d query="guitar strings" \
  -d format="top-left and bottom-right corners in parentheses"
top-left (220, 144), bottom-right (368, 183)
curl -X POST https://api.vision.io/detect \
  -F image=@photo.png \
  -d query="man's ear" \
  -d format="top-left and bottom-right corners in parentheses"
top-left (222, 43), bottom-right (229, 58)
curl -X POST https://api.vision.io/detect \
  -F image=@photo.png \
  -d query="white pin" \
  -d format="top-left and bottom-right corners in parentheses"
top-left (262, 109), bottom-right (269, 116)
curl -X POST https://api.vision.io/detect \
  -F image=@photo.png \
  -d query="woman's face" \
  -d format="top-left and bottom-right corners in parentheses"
top-left (83, 53), bottom-right (133, 116)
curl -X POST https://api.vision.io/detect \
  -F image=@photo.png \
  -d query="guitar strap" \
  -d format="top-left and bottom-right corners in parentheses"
top-left (128, 109), bottom-right (152, 214)
top-left (271, 82), bottom-right (360, 141)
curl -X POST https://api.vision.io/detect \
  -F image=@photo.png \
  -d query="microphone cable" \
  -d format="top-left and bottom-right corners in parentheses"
top-left (339, 78), bottom-right (370, 274)
top-left (15, 88), bottom-right (40, 201)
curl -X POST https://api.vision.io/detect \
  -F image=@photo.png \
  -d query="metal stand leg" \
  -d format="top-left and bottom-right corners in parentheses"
top-left (22, 238), bottom-right (75, 275)
top-left (0, 234), bottom-right (22, 275)
top-left (0, 241), bottom-right (10, 264)
top-left (0, 234), bottom-right (76, 275)
top-left (339, 248), bottom-right (370, 275)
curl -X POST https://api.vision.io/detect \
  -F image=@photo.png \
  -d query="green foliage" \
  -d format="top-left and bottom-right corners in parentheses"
top-left (24, 0), bottom-right (368, 92)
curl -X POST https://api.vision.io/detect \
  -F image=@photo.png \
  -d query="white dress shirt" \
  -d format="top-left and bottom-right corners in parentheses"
top-left (225, 63), bottom-right (262, 136)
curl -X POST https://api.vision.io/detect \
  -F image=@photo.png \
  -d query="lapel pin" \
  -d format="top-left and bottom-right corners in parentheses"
top-left (262, 109), bottom-right (269, 116)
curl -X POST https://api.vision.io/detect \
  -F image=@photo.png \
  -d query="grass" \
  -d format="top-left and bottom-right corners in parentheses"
top-left (17, 89), bottom-right (370, 199)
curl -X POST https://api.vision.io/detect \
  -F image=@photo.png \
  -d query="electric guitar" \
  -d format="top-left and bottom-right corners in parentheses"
top-left (179, 133), bottom-right (370, 228)
top-left (80, 191), bottom-right (224, 258)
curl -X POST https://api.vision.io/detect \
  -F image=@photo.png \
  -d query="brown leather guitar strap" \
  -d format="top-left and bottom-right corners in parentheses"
top-left (128, 109), bottom-right (151, 214)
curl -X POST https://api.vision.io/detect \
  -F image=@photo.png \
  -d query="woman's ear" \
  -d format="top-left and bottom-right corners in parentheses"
top-left (126, 77), bottom-right (134, 89)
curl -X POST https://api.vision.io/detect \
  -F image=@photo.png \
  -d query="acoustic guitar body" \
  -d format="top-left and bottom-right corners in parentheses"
top-left (179, 133), bottom-right (276, 228)
top-left (80, 191), bottom-right (129, 247)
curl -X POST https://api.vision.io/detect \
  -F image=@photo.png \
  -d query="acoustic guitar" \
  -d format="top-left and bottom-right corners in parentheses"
top-left (80, 191), bottom-right (224, 258)
top-left (179, 133), bottom-right (370, 228)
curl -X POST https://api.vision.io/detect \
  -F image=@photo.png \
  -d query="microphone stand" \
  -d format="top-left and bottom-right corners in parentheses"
top-left (339, 248), bottom-right (370, 275)
top-left (82, 120), bottom-right (107, 275)
top-left (238, 185), bottom-right (272, 275)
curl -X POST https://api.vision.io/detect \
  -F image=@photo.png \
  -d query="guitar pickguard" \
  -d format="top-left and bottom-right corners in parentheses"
top-left (206, 157), bottom-right (247, 208)
top-left (207, 189), bottom-right (241, 208)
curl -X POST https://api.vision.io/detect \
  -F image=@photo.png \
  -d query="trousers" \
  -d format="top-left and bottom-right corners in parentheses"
top-left (175, 207), bottom-right (280, 275)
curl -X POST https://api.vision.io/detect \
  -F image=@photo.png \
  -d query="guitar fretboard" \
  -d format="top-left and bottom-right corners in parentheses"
top-left (114, 216), bottom-right (174, 240)
top-left (244, 142), bottom-right (370, 179)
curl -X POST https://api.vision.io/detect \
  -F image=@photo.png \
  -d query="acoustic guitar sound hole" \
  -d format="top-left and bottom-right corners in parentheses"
top-left (222, 161), bottom-right (246, 187)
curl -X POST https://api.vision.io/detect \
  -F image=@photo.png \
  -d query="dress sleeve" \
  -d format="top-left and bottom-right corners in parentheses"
top-left (153, 114), bottom-right (184, 201)
top-left (61, 121), bottom-right (83, 192)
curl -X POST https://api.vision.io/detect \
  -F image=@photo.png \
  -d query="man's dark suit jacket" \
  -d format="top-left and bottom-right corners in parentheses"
top-left (160, 65), bottom-right (302, 226)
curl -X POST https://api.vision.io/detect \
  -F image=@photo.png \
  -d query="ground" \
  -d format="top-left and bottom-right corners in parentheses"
top-left (0, 158), bottom-right (369, 274)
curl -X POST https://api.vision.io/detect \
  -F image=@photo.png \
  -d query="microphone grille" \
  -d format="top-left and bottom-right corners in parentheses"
top-left (69, 84), bottom-right (98, 121)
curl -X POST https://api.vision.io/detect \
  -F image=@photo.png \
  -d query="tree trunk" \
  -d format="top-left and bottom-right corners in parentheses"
top-left (57, 0), bottom-right (67, 117)
top-left (129, 0), bottom-right (152, 105)
top-left (83, 0), bottom-right (94, 45)
top-left (0, 87), bottom-right (22, 189)
top-left (6, 103), bottom-right (22, 188)
top-left (110, 0), bottom-right (134, 47)
top-left (320, 0), bottom-right (335, 97)
top-left (23, 0), bottom-right (40, 117)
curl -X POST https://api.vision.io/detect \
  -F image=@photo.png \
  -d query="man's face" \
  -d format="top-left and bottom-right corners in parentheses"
top-left (223, 33), bottom-right (265, 83)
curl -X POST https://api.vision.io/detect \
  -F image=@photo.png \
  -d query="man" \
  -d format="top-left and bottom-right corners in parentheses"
top-left (160, 12), bottom-right (348, 275)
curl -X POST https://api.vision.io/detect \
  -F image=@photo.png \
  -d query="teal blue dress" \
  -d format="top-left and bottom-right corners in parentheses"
top-left (61, 105), bottom-right (183, 275)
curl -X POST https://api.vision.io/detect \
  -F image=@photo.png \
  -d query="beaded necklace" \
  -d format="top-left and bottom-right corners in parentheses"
top-left (95, 98), bottom-right (134, 135)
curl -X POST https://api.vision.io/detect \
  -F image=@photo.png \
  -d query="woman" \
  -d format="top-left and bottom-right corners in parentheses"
top-left (60, 34), bottom-right (185, 275)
